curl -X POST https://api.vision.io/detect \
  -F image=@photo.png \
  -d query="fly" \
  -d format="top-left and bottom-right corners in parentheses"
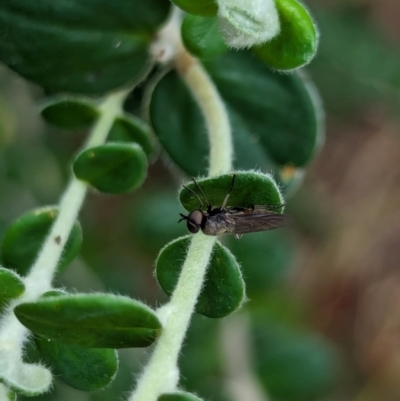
top-left (178, 174), bottom-right (289, 239)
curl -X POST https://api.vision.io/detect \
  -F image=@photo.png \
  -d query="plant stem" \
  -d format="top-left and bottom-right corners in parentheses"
top-left (0, 90), bottom-right (127, 393)
top-left (25, 90), bottom-right (127, 287)
top-left (176, 52), bottom-right (233, 177)
top-left (130, 52), bottom-right (233, 401)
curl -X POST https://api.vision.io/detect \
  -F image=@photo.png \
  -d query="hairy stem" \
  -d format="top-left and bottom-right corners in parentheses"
top-left (130, 48), bottom-right (233, 401)
top-left (0, 90), bottom-right (127, 392)
top-left (25, 90), bottom-right (127, 287)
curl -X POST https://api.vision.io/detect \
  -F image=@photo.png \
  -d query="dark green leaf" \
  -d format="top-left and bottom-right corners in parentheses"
top-left (0, 0), bottom-right (170, 94)
top-left (41, 289), bottom-right (66, 298)
top-left (1, 207), bottom-right (82, 276)
top-left (181, 15), bottom-right (228, 58)
top-left (73, 142), bottom-right (147, 194)
top-left (0, 268), bottom-right (25, 307)
top-left (254, 0), bottom-right (318, 70)
top-left (36, 338), bottom-right (118, 391)
top-left (41, 97), bottom-right (99, 130)
top-left (171, 0), bottom-right (217, 16)
top-left (159, 392), bottom-right (204, 401)
top-left (150, 51), bottom-right (322, 176)
top-left (41, 96), bottom-right (99, 130)
top-left (156, 236), bottom-right (245, 318)
top-left (252, 321), bottom-right (341, 401)
top-left (227, 229), bottom-right (294, 295)
top-left (179, 171), bottom-right (284, 213)
top-left (108, 114), bottom-right (155, 156)
top-left (14, 294), bottom-right (161, 348)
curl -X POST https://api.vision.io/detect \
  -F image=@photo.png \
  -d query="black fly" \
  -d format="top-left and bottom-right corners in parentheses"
top-left (179, 174), bottom-right (289, 239)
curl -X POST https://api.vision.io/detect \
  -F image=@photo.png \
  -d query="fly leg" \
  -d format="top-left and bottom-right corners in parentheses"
top-left (220, 174), bottom-right (236, 210)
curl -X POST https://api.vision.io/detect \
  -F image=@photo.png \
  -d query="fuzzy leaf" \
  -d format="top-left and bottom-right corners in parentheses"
top-left (254, 0), bottom-right (318, 70)
top-left (156, 236), bottom-right (245, 318)
top-left (0, 268), bottom-right (25, 307)
top-left (41, 97), bottom-right (99, 130)
top-left (36, 338), bottom-right (118, 391)
top-left (108, 114), bottom-right (155, 156)
top-left (14, 294), bottom-right (161, 348)
top-left (179, 171), bottom-right (284, 213)
top-left (73, 143), bottom-right (147, 194)
top-left (1, 207), bottom-right (82, 276)
top-left (0, 0), bottom-right (170, 94)
top-left (171, 0), bottom-right (217, 16)
top-left (150, 51), bottom-right (322, 176)
top-left (181, 15), bottom-right (228, 58)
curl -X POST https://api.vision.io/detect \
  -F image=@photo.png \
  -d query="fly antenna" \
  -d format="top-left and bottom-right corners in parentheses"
top-left (221, 173), bottom-right (236, 210)
top-left (178, 213), bottom-right (188, 223)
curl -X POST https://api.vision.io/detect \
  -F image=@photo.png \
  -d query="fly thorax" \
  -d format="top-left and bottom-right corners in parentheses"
top-left (202, 214), bottom-right (230, 235)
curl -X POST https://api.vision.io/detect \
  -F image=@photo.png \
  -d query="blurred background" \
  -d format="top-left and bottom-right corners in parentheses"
top-left (1, 0), bottom-right (400, 400)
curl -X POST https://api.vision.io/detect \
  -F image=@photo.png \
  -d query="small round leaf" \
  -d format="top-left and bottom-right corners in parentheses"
top-left (41, 97), bottom-right (99, 130)
top-left (14, 294), bottom-right (161, 348)
top-left (108, 114), bottom-right (155, 156)
top-left (171, 0), bottom-right (217, 16)
top-left (159, 392), bottom-right (204, 401)
top-left (182, 15), bottom-right (228, 58)
top-left (156, 236), bottom-right (245, 318)
top-left (73, 142), bottom-right (147, 194)
top-left (1, 207), bottom-right (82, 276)
top-left (254, 0), bottom-right (318, 70)
top-left (41, 289), bottom-right (67, 298)
top-left (0, 268), bottom-right (25, 311)
top-left (179, 171), bottom-right (284, 213)
top-left (36, 338), bottom-right (118, 391)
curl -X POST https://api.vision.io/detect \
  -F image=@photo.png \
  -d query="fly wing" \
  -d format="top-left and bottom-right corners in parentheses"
top-left (224, 211), bottom-right (290, 235)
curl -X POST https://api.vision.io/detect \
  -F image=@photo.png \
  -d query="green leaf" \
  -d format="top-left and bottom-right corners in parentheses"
top-left (40, 97), bottom-right (99, 130)
top-left (179, 171), bottom-right (284, 213)
top-left (181, 15), bottom-right (228, 58)
top-left (252, 322), bottom-right (341, 401)
top-left (108, 114), bottom-right (155, 156)
top-left (156, 236), bottom-right (245, 318)
top-left (254, 0), bottom-right (318, 70)
top-left (1, 207), bottom-right (82, 276)
top-left (159, 392), bottom-right (204, 401)
top-left (41, 289), bottom-right (67, 298)
top-left (36, 338), bottom-right (118, 391)
top-left (150, 51), bottom-right (322, 176)
top-left (0, 268), bottom-right (25, 306)
top-left (73, 142), bottom-right (147, 194)
top-left (227, 229), bottom-right (294, 295)
top-left (0, 0), bottom-right (170, 94)
top-left (171, 0), bottom-right (217, 16)
top-left (14, 294), bottom-right (162, 348)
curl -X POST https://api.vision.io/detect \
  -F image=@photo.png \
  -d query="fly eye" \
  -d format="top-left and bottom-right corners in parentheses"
top-left (186, 209), bottom-right (204, 234)
top-left (187, 220), bottom-right (200, 234)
